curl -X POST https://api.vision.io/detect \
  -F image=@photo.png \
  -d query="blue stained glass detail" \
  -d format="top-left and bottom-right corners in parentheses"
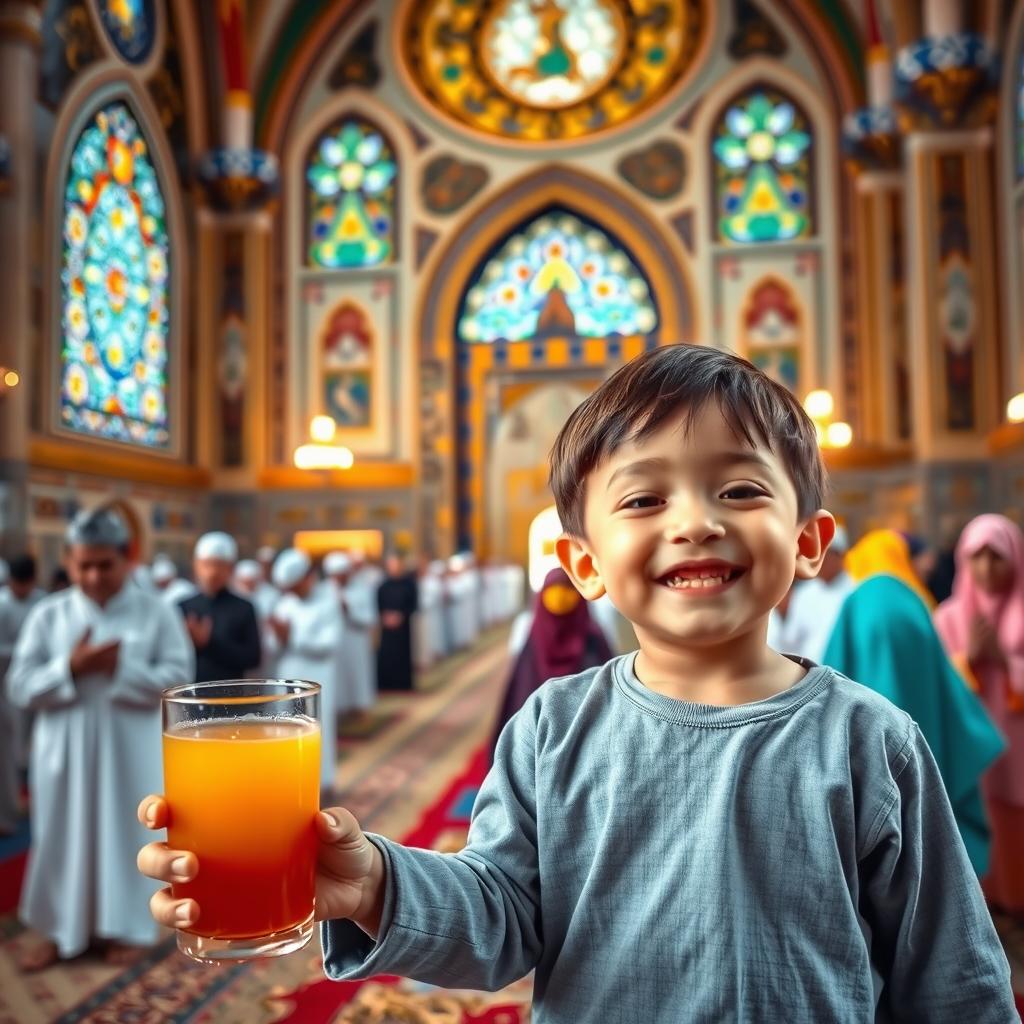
top-left (60, 102), bottom-right (170, 448)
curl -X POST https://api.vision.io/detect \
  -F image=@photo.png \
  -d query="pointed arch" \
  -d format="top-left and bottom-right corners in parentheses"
top-left (416, 164), bottom-right (694, 556)
top-left (43, 70), bottom-right (187, 458)
top-left (456, 208), bottom-right (659, 344)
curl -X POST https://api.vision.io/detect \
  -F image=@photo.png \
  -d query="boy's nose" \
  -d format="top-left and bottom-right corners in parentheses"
top-left (662, 501), bottom-right (726, 545)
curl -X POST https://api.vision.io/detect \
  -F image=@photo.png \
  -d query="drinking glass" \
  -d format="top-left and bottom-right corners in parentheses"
top-left (161, 680), bottom-right (320, 963)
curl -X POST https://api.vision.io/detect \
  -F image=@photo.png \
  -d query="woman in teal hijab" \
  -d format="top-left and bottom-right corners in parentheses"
top-left (823, 574), bottom-right (1005, 876)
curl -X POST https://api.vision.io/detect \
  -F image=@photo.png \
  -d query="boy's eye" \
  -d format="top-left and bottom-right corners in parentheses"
top-left (621, 494), bottom-right (663, 510)
top-left (721, 485), bottom-right (768, 500)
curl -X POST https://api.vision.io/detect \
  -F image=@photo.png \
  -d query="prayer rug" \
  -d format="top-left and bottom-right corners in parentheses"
top-left (337, 707), bottom-right (404, 742)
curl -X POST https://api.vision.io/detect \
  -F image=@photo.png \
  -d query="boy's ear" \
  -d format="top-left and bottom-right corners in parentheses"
top-left (555, 534), bottom-right (606, 601)
top-left (794, 510), bottom-right (837, 580)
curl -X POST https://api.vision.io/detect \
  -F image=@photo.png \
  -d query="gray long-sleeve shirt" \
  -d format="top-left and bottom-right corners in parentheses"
top-left (323, 654), bottom-right (1016, 1022)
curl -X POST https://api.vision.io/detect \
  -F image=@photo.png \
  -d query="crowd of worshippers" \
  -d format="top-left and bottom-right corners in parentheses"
top-left (0, 508), bottom-right (524, 971)
top-left (1, 506), bottom-right (1022, 971)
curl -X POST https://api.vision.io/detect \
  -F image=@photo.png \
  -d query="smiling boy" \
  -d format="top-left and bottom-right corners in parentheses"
top-left (139, 345), bottom-right (1015, 1021)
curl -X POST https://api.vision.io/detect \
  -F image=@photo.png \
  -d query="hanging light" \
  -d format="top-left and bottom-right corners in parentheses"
top-left (1007, 392), bottom-right (1024, 424)
top-left (0, 366), bottom-right (19, 392)
top-left (803, 389), bottom-right (834, 420)
top-left (293, 415), bottom-right (354, 470)
top-left (825, 421), bottom-right (853, 448)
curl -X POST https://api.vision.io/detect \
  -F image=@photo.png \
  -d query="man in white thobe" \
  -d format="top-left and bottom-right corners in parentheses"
top-left (267, 549), bottom-right (341, 795)
top-left (416, 561), bottom-right (446, 668)
top-left (253, 546), bottom-right (281, 622)
top-left (321, 551), bottom-right (377, 718)
top-left (151, 554), bottom-right (197, 607)
top-left (6, 508), bottom-right (193, 970)
top-left (0, 554), bottom-right (46, 834)
top-left (781, 526), bottom-right (855, 664)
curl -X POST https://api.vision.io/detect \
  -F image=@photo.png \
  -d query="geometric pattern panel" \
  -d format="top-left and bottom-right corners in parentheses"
top-left (401, 0), bottom-right (708, 142)
top-left (457, 210), bottom-right (658, 343)
top-left (306, 117), bottom-right (397, 268)
top-left (712, 88), bottom-right (814, 244)
top-left (60, 101), bottom-right (171, 448)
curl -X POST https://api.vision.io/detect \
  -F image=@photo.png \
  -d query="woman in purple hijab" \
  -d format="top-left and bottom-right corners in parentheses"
top-left (489, 568), bottom-right (613, 760)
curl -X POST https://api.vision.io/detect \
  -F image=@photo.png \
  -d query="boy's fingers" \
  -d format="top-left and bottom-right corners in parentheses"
top-left (137, 795), bottom-right (168, 829)
top-left (136, 841), bottom-right (197, 883)
top-left (149, 888), bottom-right (199, 930)
top-left (316, 807), bottom-right (361, 841)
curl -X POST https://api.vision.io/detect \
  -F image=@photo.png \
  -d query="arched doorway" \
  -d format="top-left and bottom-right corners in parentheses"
top-left (488, 384), bottom-right (587, 565)
top-left (417, 166), bottom-right (695, 558)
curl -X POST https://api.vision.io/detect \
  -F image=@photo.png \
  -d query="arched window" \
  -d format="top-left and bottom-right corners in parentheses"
top-left (60, 101), bottom-right (171, 448)
top-left (711, 88), bottom-right (814, 244)
top-left (305, 117), bottom-right (397, 268)
top-left (457, 210), bottom-right (658, 343)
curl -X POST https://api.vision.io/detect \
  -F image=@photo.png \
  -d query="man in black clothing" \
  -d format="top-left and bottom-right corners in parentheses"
top-left (179, 532), bottom-right (261, 683)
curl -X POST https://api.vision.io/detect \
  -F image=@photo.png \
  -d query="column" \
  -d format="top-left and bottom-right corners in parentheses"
top-left (895, 19), bottom-right (1000, 460)
top-left (0, 1), bottom-right (43, 557)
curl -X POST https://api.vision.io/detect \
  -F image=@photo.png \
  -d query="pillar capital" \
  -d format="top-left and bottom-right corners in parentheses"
top-left (0, 1), bottom-right (44, 49)
top-left (894, 33), bottom-right (998, 132)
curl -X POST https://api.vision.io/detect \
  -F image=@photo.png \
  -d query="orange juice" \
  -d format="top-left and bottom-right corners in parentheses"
top-left (163, 718), bottom-right (320, 939)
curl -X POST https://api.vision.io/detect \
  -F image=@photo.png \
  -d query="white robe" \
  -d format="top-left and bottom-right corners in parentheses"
top-left (317, 579), bottom-right (377, 715)
top-left (5, 585), bottom-right (193, 957)
top-left (0, 587), bottom-right (45, 830)
top-left (267, 593), bottom-right (342, 790)
top-left (782, 573), bottom-right (856, 665)
top-left (158, 577), bottom-right (197, 608)
top-left (417, 573), bottom-right (446, 665)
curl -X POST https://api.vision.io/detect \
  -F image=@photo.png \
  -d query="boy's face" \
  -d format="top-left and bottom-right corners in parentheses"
top-left (558, 405), bottom-right (833, 651)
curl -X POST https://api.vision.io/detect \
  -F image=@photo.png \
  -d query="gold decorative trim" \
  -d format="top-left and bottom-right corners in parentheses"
top-left (988, 421), bottom-right (1024, 455)
top-left (822, 444), bottom-right (914, 471)
top-left (257, 464), bottom-right (415, 489)
top-left (30, 437), bottom-right (210, 488)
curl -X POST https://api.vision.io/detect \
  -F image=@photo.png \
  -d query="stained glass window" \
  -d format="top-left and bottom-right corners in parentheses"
top-left (1017, 54), bottom-right (1024, 179)
top-left (306, 119), bottom-right (397, 268)
top-left (60, 102), bottom-right (170, 448)
top-left (712, 90), bottom-right (813, 244)
top-left (458, 211), bottom-right (658, 342)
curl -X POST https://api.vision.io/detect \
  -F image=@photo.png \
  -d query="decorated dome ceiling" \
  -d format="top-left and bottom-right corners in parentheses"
top-left (401, 0), bottom-right (708, 142)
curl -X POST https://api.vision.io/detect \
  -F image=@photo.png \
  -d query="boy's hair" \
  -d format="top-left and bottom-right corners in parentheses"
top-left (549, 344), bottom-right (827, 538)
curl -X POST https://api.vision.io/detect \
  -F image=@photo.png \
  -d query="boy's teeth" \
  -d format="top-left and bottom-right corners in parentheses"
top-left (665, 574), bottom-right (728, 589)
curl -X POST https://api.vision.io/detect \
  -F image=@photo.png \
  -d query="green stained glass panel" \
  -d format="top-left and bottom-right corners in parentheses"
top-left (712, 89), bottom-right (814, 244)
top-left (307, 118), bottom-right (397, 268)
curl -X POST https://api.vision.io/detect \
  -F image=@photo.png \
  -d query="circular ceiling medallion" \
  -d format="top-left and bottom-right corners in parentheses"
top-left (401, 0), bottom-right (709, 143)
top-left (481, 0), bottom-right (628, 110)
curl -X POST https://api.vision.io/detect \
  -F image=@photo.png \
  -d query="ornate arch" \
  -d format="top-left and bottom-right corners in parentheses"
top-left (416, 165), bottom-right (695, 555)
top-left (42, 68), bottom-right (188, 460)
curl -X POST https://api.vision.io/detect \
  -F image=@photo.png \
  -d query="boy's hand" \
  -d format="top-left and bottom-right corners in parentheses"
top-left (136, 797), bottom-right (386, 938)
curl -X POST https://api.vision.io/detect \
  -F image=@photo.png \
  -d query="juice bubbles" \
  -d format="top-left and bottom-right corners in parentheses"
top-left (163, 718), bottom-right (320, 941)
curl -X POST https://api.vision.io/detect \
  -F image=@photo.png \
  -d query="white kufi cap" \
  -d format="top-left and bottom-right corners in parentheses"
top-left (195, 531), bottom-right (238, 563)
top-left (151, 554), bottom-right (176, 583)
top-left (324, 551), bottom-right (352, 576)
top-left (257, 545), bottom-right (277, 562)
top-left (234, 559), bottom-right (262, 582)
top-left (272, 548), bottom-right (311, 590)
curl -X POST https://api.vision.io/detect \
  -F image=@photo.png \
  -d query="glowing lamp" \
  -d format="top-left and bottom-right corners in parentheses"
top-left (1007, 392), bottom-right (1024, 424)
top-left (803, 389), bottom-right (834, 420)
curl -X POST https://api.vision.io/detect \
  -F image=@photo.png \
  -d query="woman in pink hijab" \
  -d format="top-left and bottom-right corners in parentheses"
top-left (934, 514), bottom-right (1024, 917)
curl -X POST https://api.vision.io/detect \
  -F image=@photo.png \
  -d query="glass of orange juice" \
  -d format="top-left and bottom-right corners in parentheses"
top-left (161, 680), bottom-right (321, 963)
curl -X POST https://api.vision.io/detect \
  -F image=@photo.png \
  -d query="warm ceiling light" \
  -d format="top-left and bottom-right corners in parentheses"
top-left (2, 370), bottom-right (18, 388)
top-left (803, 389), bottom-right (834, 420)
top-left (310, 415), bottom-right (336, 443)
top-left (293, 443), bottom-right (353, 470)
top-left (1008, 392), bottom-right (1024, 424)
top-left (826, 421), bottom-right (853, 448)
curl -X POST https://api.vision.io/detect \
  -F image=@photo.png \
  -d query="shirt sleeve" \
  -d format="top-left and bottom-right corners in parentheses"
top-left (859, 723), bottom-right (1016, 1021)
top-left (321, 698), bottom-right (543, 990)
top-left (4, 604), bottom-right (77, 710)
top-left (108, 599), bottom-right (195, 707)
